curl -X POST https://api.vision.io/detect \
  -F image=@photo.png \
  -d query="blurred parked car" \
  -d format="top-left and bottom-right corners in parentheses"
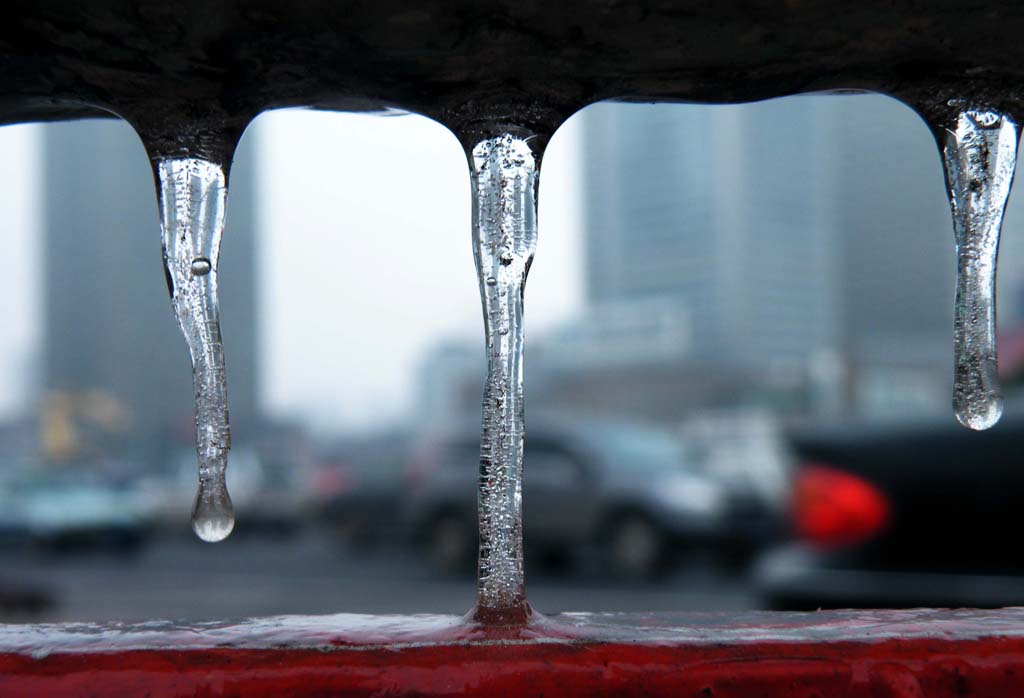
top-left (0, 463), bottom-right (152, 553)
top-left (406, 415), bottom-right (782, 579)
top-left (756, 395), bottom-right (1024, 609)
top-left (312, 432), bottom-right (412, 549)
top-left (157, 445), bottom-right (312, 535)
top-left (679, 409), bottom-right (791, 566)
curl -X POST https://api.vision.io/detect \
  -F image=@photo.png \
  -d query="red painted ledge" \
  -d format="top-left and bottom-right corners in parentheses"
top-left (1, 608), bottom-right (1023, 696)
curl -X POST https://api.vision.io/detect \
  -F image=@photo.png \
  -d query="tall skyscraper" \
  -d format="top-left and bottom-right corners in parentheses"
top-left (582, 99), bottom-right (838, 372)
top-left (42, 119), bottom-right (257, 466)
top-left (417, 96), bottom-right (1024, 423)
top-left (826, 95), bottom-right (956, 412)
top-left (578, 95), bottom-right (1024, 417)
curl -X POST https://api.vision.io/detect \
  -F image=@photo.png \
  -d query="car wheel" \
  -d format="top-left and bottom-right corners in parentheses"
top-left (528, 544), bottom-right (573, 576)
top-left (426, 513), bottom-right (474, 575)
top-left (606, 515), bottom-right (666, 581)
top-left (336, 521), bottom-right (377, 554)
top-left (716, 544), bottom-right (756, 575)
top-left (112, 531), bottom-right (145, 558)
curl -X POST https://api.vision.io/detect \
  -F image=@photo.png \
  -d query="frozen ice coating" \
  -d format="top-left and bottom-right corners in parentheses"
top-left (155, 157), bottom-right (235, 542)
top-left (468, 133), bottom-right (540, 618)
top-left (941, 110), bottom-right (1020, 430)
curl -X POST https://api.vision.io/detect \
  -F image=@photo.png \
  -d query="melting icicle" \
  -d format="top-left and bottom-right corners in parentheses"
top-left (468, 132), bottom-right (540, 620)
top-left (156, 157), bottom-right (235, 541)
top-left (941, 109), bottom-right (1020, 430)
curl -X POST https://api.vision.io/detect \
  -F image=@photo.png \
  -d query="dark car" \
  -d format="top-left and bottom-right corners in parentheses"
top-left (406, 416), bottom-right (780, 579)
top-left (313, 433), bottom-right (412, 549)
top-left (756, 395), bottom-right (1024, 609)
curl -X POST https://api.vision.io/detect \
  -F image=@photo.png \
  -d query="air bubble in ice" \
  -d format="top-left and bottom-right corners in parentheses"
top-left (191, 257), bottom-right (212, 276)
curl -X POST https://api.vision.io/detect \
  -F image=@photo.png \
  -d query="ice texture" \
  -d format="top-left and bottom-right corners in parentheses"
top-left (156, 157), bottom-right (235, 541)
top-left (468, 134), bottom-right (539, 615)
top-left (941, 110), bottom-right (1019, 430)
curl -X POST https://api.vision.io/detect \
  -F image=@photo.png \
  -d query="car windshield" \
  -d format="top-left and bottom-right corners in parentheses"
top-left (589, 425), bottom-right (693, 473)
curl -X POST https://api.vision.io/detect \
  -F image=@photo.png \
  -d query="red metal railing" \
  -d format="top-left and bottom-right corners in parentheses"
top-left (1, 608), bottom-right (1024, 696)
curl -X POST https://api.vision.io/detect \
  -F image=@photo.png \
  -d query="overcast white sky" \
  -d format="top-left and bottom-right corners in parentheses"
top-left (255, 110), bottom-right (584, 432)
top-left (0, 109), bottom-right (584, 433)
top-left (0, 124), bottom-right (40, 418)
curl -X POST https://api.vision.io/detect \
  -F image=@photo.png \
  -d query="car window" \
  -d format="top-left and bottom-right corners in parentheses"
top-left (441, 440), bottom-right (481, 470)
top-left (590, 426), bottom-right (692, 473)
top-left (525, 441), bottom-right (583, 485)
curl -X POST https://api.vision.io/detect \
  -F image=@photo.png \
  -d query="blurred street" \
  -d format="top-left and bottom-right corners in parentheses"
top-left (1, 100), bottom-right (1023, 626)
top-left (0, 527), bottom-right (757, 623)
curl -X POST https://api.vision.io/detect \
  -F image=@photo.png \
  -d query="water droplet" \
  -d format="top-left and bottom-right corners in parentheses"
top-left (467, 131), bottom-right (541, 617)
top-left (940, 108), bottom-right (1019, 430)
top-left (155, 156), bottom-right (235, 537)
top-left (192, 476), bottom-right (235, 543)
top-left (191, 256), bottom-right (212, 276)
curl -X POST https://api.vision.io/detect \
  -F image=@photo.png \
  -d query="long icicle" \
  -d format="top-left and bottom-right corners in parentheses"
top-left (156, 157), bottom-right (235, 541)
top-left (468, 131), bottom-right (541, 623)
top-left (940, 109), bottom-right (1020, 430)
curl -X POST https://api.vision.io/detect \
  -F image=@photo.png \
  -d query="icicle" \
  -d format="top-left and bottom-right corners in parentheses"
top-left (155, 157), bottom-right (235, 541)
top-left (467, 131), bottom-right (541, 622)
top-left (940, 109), bottom-right (1020, 430)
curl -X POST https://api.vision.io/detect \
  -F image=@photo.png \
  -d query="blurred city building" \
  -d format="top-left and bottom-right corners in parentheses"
top-left (41, 120), bottom-right (258, 469)
top-left (420, 96), bottom-right (1024, 425)
top-left (582, 101), bottom-right (837, 372)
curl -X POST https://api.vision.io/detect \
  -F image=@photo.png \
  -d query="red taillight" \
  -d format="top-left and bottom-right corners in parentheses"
top-left (311, 463), bottom-right (353, 499)
top-left (792, 463), bottom-right (890, 549)
top-left (403, 443), bottom-right (440, 490)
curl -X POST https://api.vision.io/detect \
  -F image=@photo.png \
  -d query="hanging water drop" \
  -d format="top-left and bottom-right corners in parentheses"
top-left (193, 476), bottom-right (234, 542)
top-left (466, 131), bottom-right (542, 622)
top-left (940, 109), bottom-right (1019, 430)
top-left (155, 156), bottom-right (236, 540)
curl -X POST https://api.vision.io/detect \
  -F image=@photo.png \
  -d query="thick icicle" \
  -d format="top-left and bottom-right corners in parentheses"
top-left (468, 132), bottom-right (541, 622)
top-left (940, 110), bottom-right (1020, 430)
top-left (156, 157), bottom-right (235, 541)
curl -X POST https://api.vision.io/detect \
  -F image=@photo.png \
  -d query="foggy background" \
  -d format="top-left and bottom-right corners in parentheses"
top-left (0, 94), bottom-right (1022, 621)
